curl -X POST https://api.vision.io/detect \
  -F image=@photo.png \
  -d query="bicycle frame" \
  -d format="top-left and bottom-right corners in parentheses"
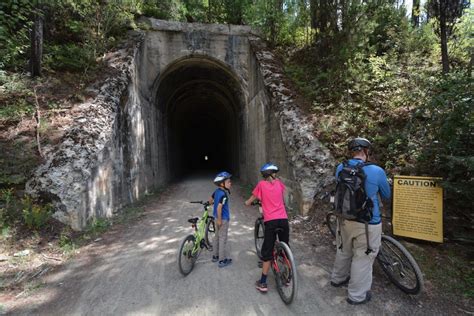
top-left (189, 202), bottom-right (211, 256)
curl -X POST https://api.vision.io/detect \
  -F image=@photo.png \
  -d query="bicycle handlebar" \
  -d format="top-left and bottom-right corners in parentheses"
top-left (190, 200), bottom-right (211, 207)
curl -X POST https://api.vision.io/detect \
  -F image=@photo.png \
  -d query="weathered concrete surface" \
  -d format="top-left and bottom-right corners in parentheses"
top-left (26, 19), bottom-right (334, 230)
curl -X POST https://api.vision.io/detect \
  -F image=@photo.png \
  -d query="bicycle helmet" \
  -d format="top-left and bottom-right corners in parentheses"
top-left (213, 171), bottom-right (232, 186)
top-left (348, 137), bottom-right (372, 152)
top-left (260, 163), bottom-right (279, 177)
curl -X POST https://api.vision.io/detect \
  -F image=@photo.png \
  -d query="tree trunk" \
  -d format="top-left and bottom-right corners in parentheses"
top-left (412, 0), bottom-right (420, 27)
top-left (30, 7), bottom-right (43, 77)
top-left (468, 51), bottom-right (473, 77)
top-left (310, 0), bottom-right (319, 29)
top-left (439, 4), bottom-right (450, 73)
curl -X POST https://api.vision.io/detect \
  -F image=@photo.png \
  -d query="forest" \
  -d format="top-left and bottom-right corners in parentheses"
top-left (2, 0), bottom-right (471, 236)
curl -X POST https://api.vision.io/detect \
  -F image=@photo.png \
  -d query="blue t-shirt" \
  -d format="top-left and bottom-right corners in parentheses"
top-left (213, 188), bottom-right (230, 221)
top-left (336, 159), bottom-right (391, 224)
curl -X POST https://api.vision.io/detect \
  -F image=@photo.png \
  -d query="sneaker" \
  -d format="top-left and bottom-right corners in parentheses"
top-left (255, 280), bottom-right (268, 293)
top-left (330, 276), bottom-right (350, 288)
top-left (218, 258), bottom-right (232, 268)
top-left (346, 291), bottom-right (372, 305)
top-left (212, 255), bottom-right (219, 263)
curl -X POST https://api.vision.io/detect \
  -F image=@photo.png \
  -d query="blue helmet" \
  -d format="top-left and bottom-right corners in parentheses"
top-left (260, 163), bottom-right (279, 177)
top-left (213, 171), bottom-right (232, 185)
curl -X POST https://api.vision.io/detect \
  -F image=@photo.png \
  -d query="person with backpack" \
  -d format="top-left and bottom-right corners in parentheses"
top-left (330, 137), bottom-right (391, 305)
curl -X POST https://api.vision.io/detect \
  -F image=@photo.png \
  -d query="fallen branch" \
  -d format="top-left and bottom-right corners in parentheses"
top-left (41, 253), bottom-right (63, 262)
top-left (33, 86), bottom-right (44, 159)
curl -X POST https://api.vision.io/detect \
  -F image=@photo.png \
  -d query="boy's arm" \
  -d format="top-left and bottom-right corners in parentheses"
top-left (245, 195), bottom-right (257, 206)
top-left (216, 203), bottom-right (223, 227)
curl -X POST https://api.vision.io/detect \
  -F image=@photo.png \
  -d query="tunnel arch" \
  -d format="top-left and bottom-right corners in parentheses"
top-left (154, 56), bottom-right (245, 180)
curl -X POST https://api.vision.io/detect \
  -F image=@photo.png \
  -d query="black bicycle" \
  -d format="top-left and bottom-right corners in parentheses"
top-left (326, 211), bottom-right (424, 295)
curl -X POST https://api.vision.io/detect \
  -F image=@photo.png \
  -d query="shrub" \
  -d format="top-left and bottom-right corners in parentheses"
top-left (21, 196), bottom-right (52, 230)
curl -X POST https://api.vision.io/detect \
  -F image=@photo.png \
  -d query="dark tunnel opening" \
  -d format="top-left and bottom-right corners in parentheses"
top-left (156, 57), bottom-right (243, 179)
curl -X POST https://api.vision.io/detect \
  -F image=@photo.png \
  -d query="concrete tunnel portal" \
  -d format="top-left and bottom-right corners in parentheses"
top-left (26, 20), bottom-right (335, 229)
top-left (156, 57), bottom-right (244, 179)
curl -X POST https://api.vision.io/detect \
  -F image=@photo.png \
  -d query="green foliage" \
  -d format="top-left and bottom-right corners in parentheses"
top-left (417, 74), bottom-right (473, 210)
top-left (0, 0), bottom-right (34, 70)
top-left (0, 99), bottom-right (35, 122)
top-left (449, 8), bottom-right (474, 69)
top-left (0, 71), bottom-right (35, 123)
top-left (85, 218), bottom-right (111, 236)
top-left (21, 196), bottom-right (52, 230)
top-left (0, 188), bottom-right (26, 230)
top-left (44, 43), bottom-right (95, 72)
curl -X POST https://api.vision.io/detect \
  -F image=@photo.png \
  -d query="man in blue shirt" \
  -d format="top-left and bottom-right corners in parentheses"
top-left (330, 137), bottom-right (391, 305)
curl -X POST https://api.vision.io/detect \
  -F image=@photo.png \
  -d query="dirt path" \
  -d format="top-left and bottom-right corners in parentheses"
top-left (3, 175), bottom-right (459, 315)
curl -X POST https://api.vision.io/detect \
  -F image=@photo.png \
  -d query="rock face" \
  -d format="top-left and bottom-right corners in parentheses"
top-left (26, 19), bottom-right (335, 230)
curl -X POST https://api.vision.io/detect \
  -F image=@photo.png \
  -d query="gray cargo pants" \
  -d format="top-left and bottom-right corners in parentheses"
top-left (213, 220), bottom-right (229, 260)
top-left (331, 219), bottom-right (382, 302)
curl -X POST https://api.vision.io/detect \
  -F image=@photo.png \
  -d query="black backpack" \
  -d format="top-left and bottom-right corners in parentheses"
top-left (334, 161), bottom-right (374, 222)
top-left (334, 161), bottom-right (374, 254)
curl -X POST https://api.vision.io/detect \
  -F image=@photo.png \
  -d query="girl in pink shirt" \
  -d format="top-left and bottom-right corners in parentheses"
top-left (245, 163), bottom-right (289, 293)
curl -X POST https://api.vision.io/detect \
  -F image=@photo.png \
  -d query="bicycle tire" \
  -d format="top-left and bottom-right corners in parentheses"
top-left (274, 242), bottom-right (298, 304)
top-left (377, 235), bottom-right (424, 294)
top-left (326, 212), bottom-right (337, 238)
top-left (178, 234), bottom-right (197, 276)
top-left (205, 218), bottom-right (215, 250)
top-left (254, 217), bottom-right (264, 260)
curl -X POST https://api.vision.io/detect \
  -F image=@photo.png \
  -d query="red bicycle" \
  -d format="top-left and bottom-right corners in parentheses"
top-left (253, 201), bottom-right (298, 304)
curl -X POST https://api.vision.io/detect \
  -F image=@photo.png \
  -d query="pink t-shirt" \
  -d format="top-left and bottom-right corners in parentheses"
top-left (252, 179), bottom-right (288, 222)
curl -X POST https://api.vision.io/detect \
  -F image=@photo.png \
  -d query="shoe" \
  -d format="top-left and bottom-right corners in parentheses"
top-left (218, 258), bottom-right (232, 268)
top-left (330, 276), bottom-right (350, 288)
top-left (346, 291), bottom-right (372, 305)
top-left (255, 280), bottom-right (268, 293)
top-left (212, 256), bottom-right (219, 263)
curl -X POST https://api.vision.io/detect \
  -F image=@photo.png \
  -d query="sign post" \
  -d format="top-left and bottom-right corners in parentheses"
top-left (392, 175), bottom-right (443, 243)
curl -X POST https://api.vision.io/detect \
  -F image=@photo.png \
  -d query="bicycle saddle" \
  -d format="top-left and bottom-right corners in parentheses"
top-left (188, 217), bottom-right (199, 224)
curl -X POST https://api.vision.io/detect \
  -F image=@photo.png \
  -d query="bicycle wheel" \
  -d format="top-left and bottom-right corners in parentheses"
top-left (274, 242), bottom-right (298, 304)
top-left (254, 217), bottom-right (264, 260)
top-left (326, 212), bottom-right (337, 238)
top-left (178, 234), bottom-right (197, 276)
top-left (377, 235), bottom-right (424, 294)
top-left (205, 218), bottom-right (215, 250)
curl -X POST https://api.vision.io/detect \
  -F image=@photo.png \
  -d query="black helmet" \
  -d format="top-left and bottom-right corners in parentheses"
top-left (348, 137), bottom-right (371, 152)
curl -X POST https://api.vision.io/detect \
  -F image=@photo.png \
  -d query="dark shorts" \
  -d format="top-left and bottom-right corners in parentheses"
top-left (261, 219), bottom-right (289, 261)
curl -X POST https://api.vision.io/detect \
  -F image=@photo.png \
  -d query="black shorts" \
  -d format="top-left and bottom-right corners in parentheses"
top-left (261, 219), bottom-right (289, 261)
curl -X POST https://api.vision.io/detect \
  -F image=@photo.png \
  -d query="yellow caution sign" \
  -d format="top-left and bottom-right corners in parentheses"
top-left (392, 175), bottom-right (443, 243)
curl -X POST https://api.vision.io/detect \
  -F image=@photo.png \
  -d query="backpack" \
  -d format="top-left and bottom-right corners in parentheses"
top-left (334, 161), bottom-right (374, 222)
top-left (334, 161), bottom-right (374, 254)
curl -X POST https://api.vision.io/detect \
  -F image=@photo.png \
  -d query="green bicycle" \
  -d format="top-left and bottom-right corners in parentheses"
top-left (178, 200), bottom-right (215, 276)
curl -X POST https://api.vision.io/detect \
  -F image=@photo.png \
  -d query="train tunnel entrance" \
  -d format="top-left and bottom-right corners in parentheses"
top-left (155, 57), bottom-right (243, 179)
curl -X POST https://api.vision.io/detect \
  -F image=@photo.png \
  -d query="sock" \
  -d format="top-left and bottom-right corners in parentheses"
top-left (260, 274), bottom-right (267, 284)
